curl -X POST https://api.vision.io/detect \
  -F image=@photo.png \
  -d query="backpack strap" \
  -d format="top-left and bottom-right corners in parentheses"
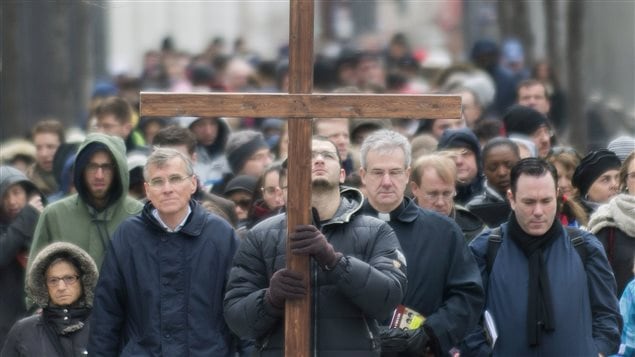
top-left (485, 227), bottom-right (503, 275)
top-left (565, 226), bottom-right (588, 265)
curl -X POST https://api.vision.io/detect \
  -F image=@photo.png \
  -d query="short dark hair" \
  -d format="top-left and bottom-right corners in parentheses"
top-left (517, 78), bottom-right (548, 98)
top-left (482, 137), bottom-right (520, 161)
top-left (93, 96), bottom-right (133, 124)
top-left (152, 125), bottom-right (197, 155)
top-left (32, 119), bottom-right (65, 144)
top-left (510, 157), bottom-right (557, 195)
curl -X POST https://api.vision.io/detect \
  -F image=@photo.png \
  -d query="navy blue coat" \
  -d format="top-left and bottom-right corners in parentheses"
top-left (468, 224), bottom-right (621, 356)
top-left (360, 198), bottom-right (484, 355)
top-left (88, 200), bottom-right (239, 356)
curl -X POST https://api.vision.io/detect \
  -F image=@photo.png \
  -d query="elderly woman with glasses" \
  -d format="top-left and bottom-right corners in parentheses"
top-left (1, 242), bottom-right (98, 357)
top-left (588, 151), bottom-right (635, 297)
top-left (410, 153), bottom-right (485, 242)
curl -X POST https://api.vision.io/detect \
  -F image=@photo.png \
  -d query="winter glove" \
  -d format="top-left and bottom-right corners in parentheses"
top-left (379, 326), bottom-right (430, 356)
top-left (289, 224), bottom-right (342, 269)
top-left (265, 268), bottom-right (306, 309)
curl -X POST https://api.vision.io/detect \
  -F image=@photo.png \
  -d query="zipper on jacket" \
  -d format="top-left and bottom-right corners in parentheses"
top-left (362, 316), bottom-right (378, 350)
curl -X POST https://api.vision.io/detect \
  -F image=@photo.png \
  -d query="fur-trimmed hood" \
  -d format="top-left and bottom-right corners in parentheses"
top-left (26, 242), bottom-right (99, 308)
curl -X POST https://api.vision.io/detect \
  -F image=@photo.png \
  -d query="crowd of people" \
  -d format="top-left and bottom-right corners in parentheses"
top-left (1, 32), bottom-right (635, 356)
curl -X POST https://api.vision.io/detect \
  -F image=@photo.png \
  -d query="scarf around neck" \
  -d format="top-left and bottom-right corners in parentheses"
top-left (507, 212), bottom-right (563, 346)
top-left (588, 194), bottom-right (635, 237)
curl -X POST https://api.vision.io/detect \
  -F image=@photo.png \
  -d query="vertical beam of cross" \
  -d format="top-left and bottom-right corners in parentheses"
top-left (285, 1), bottom-right (313, 356)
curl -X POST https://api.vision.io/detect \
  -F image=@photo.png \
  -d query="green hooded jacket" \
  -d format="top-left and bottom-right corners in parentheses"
top-left (28, 133), bottom-right (143, 271)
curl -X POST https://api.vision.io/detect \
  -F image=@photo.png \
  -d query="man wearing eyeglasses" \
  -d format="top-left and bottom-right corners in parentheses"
top-left (89, 147), bottom-right (239, 356)
top-left (358, 129), bottom-right (484, 357)
top-left (224, 136), bottom-right (407, 355)
top-left (28, 133), bottom-right (143, 273)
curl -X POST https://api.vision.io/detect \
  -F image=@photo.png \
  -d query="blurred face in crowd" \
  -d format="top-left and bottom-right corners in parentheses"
top-left (144, 156), bottom-right (197, 222)
top-left (96, 114), bottom-right (132, 140)
top-left (241, 148), bottom-right (273, 177)
top-left (626, 159), bottom-right (635, 195)
top-left (484, 145), bottom-right (519, 196)
top-left (530, 125), bottom-right (553, 158)
top-left (446, 148), bottom-right (478, 185)
top-left (34, 132), bottom-right (61, 172)
top-left (460, 90), bottom-right (482, 128)
top-left (315, 119), bottom-right (350, 160)
top-left (261, 170), bottom-right (284, 210)
top-left (552, 161), bottom-right (577, 197)
top-left (586, 169), bottom-right (620, 204)
top-left (518, 83), bottom-right (550, 116)
top-left (360, 147), bottom-right (410, 213)
top-left (228, 191), bottom-right (252, 221)
top-left (311, 139), bottom-right (345, 191)
top-left (190, 117), bottom-right (218, 147)
top-left (84, 151), bottom-right (115, 207)
top-left (431, 119), bottom-right (464, 140)
top-left (46, 260), bottom-right (82, 307)
top-left (508, 173), bottom-right (558, 236)
top-left (1, 183), bottom-right (28, 221)
top-left (411, 167), bottom-right (455, 217)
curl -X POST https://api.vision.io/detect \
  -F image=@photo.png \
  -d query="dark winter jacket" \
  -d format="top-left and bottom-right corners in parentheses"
top-left (88, 199), bottom-right (239, 356)
top-left (466, 183), bottom-right (511, 228)
top-left (224, 187), bottom-right (407, 356)
top-left (360, 198), bottom-right (484, 355)
top-left (452, 205), bottom-right (486, 243)
top-left (28, 133), bottom-right (143, 270)
top-left (468, 223), bottom-right (621, 356)
top-left (588, 194), bottom-right (635, 297)
top-left (1, 242), bottom-right (99, 357)
top-left (0, 166), bottom-right (41, 347)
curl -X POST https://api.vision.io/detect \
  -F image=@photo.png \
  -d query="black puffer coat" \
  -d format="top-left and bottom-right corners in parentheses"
top-left (224, 187), bottom-right (407, 356)
top-left (0, 166), bottom-right (41, 347)
top-left (1, 242), bottom-right (98, 357)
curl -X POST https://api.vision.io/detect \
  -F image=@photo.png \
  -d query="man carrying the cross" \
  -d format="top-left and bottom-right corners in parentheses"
top-left (224, 135), bottom-right (407, 356)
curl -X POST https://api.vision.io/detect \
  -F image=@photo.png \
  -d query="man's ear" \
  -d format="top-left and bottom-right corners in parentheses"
top-left (339, 168), bottom-right (346, 184)
top-left (359, 167), bottom-right (367, 186)
top-left (507, 189), bottom-right (515, 210)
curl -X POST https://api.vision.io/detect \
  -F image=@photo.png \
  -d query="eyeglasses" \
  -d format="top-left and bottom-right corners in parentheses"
top-left (86, 163), bottom-right (115, 174)
top-left (46, 275), bottom-right (79, 287)
top-left (368, 169), bottom-right (406, 180)
top-left (421, 190), bottom-right (456, 202)
top-left (311, 151), bottom-right (338, 161)
top-left (261, 186), bottom-right (281, 196)
top-left (147, 175), bottom-right (192, 188)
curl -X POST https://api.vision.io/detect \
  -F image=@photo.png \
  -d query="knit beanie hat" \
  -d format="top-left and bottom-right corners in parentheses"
top-left (223, 175), bottom-right (258, 196)
top-left (607, 136), bottom-right (635, 163)
top-left (226, 134), bottom-right (269, 174)
top-left (503, 105), bottom-right (548, 136)
top-left (572, 149), bottom-right (621, 197)
top-left (437, 127), bottom-right (481, 158)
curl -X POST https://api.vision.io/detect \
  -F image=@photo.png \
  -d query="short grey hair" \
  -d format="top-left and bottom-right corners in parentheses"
top-left (144, 147), bottom-right (194, 180)
top-left (360, 129), bottom-right (412, 169)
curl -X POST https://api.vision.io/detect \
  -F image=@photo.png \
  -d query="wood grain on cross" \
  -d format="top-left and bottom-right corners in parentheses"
top-left (140, 1), bottom-right (460, 356)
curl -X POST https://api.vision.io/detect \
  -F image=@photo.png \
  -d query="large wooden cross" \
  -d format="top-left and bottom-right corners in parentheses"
top-left (140, 1), bottom-right (459, 356)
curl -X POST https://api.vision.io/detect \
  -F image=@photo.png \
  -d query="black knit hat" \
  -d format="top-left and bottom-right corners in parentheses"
top-left (223, 175), bottom-right (258, 196)
top-left (226, 134), bottom-right (269, 174)
top-left (572, 149), bottom-right (621, 197)
top-left (437, 127), bottom-right (481, 158)
top-left (503, 105), bottom-right (548, 136)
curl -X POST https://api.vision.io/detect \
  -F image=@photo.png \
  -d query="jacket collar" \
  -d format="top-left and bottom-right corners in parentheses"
top-left (361, 196), bottom-right (420, 223)
top-left (143, 199), bottom-right (207, 236)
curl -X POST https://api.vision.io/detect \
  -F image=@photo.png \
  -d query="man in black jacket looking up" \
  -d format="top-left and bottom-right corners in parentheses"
top-left (224, 136), bottom-right (407, 356)
top-left (359, 129), bottom-right (484, 356)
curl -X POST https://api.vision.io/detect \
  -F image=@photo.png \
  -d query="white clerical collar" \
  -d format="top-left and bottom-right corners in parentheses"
top-left (377, 212), bottom-right (391, 222)
top-left (152, 206), bottom-right (192, 233)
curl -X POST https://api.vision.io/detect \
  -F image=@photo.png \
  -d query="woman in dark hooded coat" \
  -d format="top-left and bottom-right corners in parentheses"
top-left (1, 242), bottom-right (98, 356)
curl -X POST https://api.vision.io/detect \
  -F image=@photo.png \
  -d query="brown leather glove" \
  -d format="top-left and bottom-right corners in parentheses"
top-left (265, 268), bottom-right (306, 309)
top-left (289, 224), bottom-right (342, 269)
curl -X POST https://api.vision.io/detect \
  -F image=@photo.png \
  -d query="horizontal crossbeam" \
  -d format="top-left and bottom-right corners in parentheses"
top-left (140, 92), bottom-right (461, 119)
